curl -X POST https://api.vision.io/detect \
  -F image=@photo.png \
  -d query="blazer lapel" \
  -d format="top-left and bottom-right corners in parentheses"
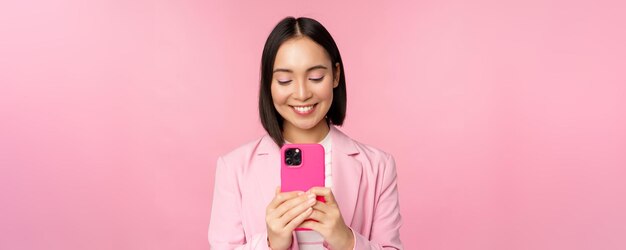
top-left (330, 126), bottom-right (362, 227)
top-left (255, 135), bottom-right (281, 204)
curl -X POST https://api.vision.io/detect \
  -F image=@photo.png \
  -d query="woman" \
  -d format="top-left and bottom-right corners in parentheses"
top-left (209, 17), bottom-right (403, 250)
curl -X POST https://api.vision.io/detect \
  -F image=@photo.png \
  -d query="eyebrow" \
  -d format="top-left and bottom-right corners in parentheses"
top-left (273, 65), bottom-right (328, 73)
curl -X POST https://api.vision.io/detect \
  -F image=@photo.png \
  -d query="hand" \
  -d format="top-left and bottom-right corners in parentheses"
top-left (300, 187), bottom-right (355, 250)
top-left (265, 186), bottom-right (317, 250)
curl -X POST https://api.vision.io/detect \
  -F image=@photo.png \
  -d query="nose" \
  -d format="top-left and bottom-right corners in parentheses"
top-left (293, 80), bottom-right (312, 101)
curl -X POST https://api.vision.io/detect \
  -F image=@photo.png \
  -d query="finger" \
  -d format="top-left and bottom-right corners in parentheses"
top-left (268, 189), bottom-right (304, 211)
top-left (284, 207), bottom-right (314, 231)
top-left (308, 187), bottom-right (336, 204)
top-left (311, 200), bottom-right (331, 214)
top-left (307, 209), bottom-right (326, 222)
top-left (273, 192), bottom-right (316, 220)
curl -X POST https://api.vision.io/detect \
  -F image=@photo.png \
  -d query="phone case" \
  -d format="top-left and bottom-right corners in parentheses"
top-left (280, 143), bottom-right (325, 231)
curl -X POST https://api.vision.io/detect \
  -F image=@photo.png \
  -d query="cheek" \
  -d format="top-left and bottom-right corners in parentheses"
top-left (270, 84), bottom-right (289, 105)
top-left (316, 80), bottom-right (335, 101)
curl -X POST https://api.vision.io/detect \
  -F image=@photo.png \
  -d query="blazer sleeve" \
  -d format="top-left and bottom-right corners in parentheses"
top-left (208, 156), bottom-right (271, 250)
top-left (352, 154), bottom-right (404, 250)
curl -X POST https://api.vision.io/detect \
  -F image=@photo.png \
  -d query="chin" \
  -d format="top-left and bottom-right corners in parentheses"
top-left (286, 117), bottom-right (324, 131)
top-left (290, 122), bottom-right (318, 130)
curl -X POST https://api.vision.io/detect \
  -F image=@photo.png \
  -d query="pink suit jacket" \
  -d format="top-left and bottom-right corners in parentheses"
top-left (208, 126), bottom-right (403, 249)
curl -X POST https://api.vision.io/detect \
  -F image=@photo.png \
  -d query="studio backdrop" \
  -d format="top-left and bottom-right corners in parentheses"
top-left (1, 0), bottom-right (625, 249)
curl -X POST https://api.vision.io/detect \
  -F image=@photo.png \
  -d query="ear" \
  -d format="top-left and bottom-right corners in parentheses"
top-left (333, 62), bottom-right (341, 88)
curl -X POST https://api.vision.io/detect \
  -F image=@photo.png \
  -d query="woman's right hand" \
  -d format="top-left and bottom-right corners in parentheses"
top-left (266, 186), bottom-right (317, 250)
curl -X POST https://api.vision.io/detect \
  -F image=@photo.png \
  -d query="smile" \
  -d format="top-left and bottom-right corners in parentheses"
top-left (291, 104), bottom-right (317, 115)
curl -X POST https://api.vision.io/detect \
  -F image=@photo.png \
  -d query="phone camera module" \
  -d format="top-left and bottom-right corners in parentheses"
top-left (284, 148), bottom-right (302, 166)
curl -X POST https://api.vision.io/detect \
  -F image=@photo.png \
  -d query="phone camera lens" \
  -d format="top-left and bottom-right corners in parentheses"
top-left (286, 158), bottom-right (293, 165)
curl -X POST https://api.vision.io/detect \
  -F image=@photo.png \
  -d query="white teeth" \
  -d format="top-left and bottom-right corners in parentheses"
top-left (293, 105), bottom-right (314, 113)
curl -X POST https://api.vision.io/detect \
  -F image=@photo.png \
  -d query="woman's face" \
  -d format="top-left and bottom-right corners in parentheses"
top-left (271, 36), bottom-right (340, 132)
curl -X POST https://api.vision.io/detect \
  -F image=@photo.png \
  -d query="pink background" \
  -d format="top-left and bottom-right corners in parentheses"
top-left (1, 0), bottom-right (625, 249)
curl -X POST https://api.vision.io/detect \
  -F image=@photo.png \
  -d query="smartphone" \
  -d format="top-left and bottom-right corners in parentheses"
top-left (280, 143), bottom-right (325, 230)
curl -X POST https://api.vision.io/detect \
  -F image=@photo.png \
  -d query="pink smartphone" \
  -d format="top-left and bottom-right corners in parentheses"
top-left (280, 143), bottom-right (325, 230)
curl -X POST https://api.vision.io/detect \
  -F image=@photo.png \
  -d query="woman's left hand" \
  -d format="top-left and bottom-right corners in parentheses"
top-left (300, 187), bottom-right (355, 250)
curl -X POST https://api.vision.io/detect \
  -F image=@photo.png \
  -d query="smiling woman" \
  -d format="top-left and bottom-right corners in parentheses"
top-left (208, 17), bottom-right (403, 250)
top-left (271, 37), bottom-right (341, 145)
top-left (259, 17), bottom-right (347, 148)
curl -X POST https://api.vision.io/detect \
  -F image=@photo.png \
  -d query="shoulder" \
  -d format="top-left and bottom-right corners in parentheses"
top-left (352, 138), bottom-right (396, 170)
top-left (354, 139), bottom-right (394, 161)
top-left (217, 134), bottom-right (274, 166)
top-left (331, 126), bottom-right (395, 165)
top-left (336, 129), bottom-right (399, 184)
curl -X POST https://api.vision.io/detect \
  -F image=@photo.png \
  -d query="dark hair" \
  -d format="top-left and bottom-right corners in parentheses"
top-left (259, 17), bottom-right (347, 147)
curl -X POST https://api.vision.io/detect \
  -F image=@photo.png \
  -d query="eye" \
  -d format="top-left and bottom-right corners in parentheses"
top-left (309, 76), bottom-right (325, 82)
top-left (277, 79), bottom-right (292, 85)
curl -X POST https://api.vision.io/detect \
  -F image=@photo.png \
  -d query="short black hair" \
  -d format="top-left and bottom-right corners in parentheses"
top-left (259, 17), bottom-right (347, 147)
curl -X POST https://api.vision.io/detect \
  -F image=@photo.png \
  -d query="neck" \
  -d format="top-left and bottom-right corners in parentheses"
top-left (283, 120), bottom-right (330, 144)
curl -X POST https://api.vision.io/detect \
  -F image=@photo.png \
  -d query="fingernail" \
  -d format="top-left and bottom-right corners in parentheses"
top-left (308, 193), bottom-right (315, 199)
top-left (298, 191), bottom-right (304, 196)
top-left (308, 198), bottom-right (316, 205)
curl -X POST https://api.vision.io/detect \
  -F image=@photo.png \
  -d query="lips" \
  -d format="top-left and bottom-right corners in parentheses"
top-left (291, 104), bottom-right (317, 115)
